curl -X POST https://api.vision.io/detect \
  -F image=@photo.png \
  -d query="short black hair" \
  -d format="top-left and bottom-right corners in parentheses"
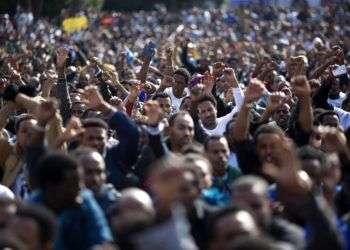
top-left (196, 94), bottom-right (217, 108)
top-left (168, 111), bottom-right (191, 127)
top-left (298, 145), bottom-right (325, 166)
top-left (15, 114), bottom-right (35, 133)
top-left (204, 135), bottom-right (225, 151)
top-left (37, 153), bottom-right (78, 188)
top-left (174, 68), bottom-right (191, 84)
top-left (152, 92), bottom-right (171, 101)
top-left (82, 118), bottom-right (108, 130)
top-left (16, 204), bottom-right (57, 247)
top-left (207, 205), bottom-right (250, 242)
top-left (317, 110), bottom-right (339, 124)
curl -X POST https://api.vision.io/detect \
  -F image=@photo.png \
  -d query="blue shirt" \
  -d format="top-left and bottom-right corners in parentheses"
top-left (29, 189), bottom-right (113, 250)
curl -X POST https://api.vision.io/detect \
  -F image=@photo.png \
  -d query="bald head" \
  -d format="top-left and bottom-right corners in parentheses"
top-left (119, 188), bottom-right (155, 217)
top-left (79, 151), bottom-right (106, 193)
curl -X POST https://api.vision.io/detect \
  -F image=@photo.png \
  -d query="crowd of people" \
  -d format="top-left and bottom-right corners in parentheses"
top-left (0, 2), bottom-right (350, 250)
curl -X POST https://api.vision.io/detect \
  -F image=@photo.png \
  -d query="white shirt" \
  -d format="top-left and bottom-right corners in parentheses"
top-left (164, 88), bottom-right (190, 112)
top-left (202, 87), bottom-right (244, 136)
top-left (334, 107), bottom-right (350, 130)
top-left (327, 92), bottom-right (346, 109)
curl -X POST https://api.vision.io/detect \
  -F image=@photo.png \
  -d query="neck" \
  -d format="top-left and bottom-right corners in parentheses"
top-left (329, 93), bottom-right (340, 99)
top-left (170, 141), bottom-right (183, 153)
top-left (173, 88), bottom-right (185, 98)
top-left (204, 120), bottom-right (218, 130)
top-left (43, 191), bottom-right (64, 214)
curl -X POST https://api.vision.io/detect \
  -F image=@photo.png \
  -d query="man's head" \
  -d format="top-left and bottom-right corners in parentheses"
top-left (81, 118), bottom-right (108, 154)
top-left (231, 176), bottom-right (271, 229)
top-left (152, 93), bottom-right (172, 117)
top-left (317, 111), bottom-right (340, 128)
top-left (15, 114), bottom-right (37, 151)
top-left (208, 206), bottom-right (260, 250)
top-left (298, 146), bottom-right (325, 188)
top-left (71, 101), bottom-right (86, 118)
top-left (197, 95), bottom-right (218, 130)
top-left (76, 149), bottom-right (106, 194)
top-left (37, 153), bottom-right (83, 211)
top-left (6, 205), bottom-right (57, 250)
top-left (169, 111), bottom-right (194, 152)
top-left (173, 68), bottom-right (190, 94)
top-left (184, 153), bottom-right (212, 189)
top-left (254, 124), bottom-right (285, 163)
top-left (149, 155), bottom-right (198, 214)
top-left (328, 78), bottom-right (341, 98)
top-left (205, 136), bottom-right (230, 177)
top-left (272, 103), bottom-right (291, 130)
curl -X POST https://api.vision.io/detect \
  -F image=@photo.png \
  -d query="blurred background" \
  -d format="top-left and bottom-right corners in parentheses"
top-left (0, 0), bottom-right (338, 18)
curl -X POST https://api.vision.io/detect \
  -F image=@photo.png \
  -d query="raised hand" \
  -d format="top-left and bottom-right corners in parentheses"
top-left (35, 99), bottom-right (58, 127)
top-left (161, 75), bottom-right (174, 89)
top-left (244, 79), bottom-right (266, 104)
top-left (165, 47), bottom-right (173, 58)
top-left (273, 136), bottom-right (313, 197)
top-left (223, 67), bottom-right (239, 87)
top-left (62, 116), bottom-right (85, 142)
top-left (212, 62), bottom-right (225, 78)
top-left (144, 100), bottom-right (163, 126)
top-left (319, 126), bottom-right (347, 153)
top-left (82, 86), bottom-right (104, 110)
top-left (203, 71), bottom-right (215, 94)
top-left (267, 91), bottom-right (287, 111)
top-left (291, 75), bottom-right (311, 99)
top-left (56, 47), bottom-right (69, 69)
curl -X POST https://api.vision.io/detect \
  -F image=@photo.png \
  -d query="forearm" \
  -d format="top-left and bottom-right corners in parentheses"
top-left (310, 61), bottom-right (331, 80)
top-left (298, 97), bottom-right (313, 133)
top-left (56, 67), bottom-right (72, 123)
top-left (257, 108), bottom-right (273, 124)
top-left (0, 103), bottom-right (16, 131)
top-left (137, 59), bottom-right (151, 84)
top-left (15, 93), bottom-right (41, 113)
top-left (232, 104), bottom-right (251, 142)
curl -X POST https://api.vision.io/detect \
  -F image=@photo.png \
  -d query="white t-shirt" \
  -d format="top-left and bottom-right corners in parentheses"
top-left (327, 92), bottom-right (346, 109)
top-left (164, 88), bottom-right (190, 112)
top-left (334, 107), bottom-right (350, 131)
top-left (202, 87), bottom-right (244, 136)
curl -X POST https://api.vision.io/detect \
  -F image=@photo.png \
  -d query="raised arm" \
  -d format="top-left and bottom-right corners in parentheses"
top-left (55, 47), bottom-right (72, 124)
top-left (291, 75), bottom-right (313, 133)
top-left (232, 79), bottom-right (265, 142)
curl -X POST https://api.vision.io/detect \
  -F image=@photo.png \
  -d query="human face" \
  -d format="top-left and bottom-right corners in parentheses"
top-left (198, 101), bottom-right (217, 129)
top-left (321, 114), bottom-right (340, 128)
top-left (71, 102), bottom-right (86, 118)
top-left (7, 216), bottom-right (41, 250)
top-left (175, 171), bottom-right (201, 211)
top-left (232, 188), bottom-right (271, 229)
top-left (173, 73), bottom-right (187, 93)
top-left (329, 80), bottom-right (341, 97)
top-left (81, 127), bottom-right (107, 154)
top-left (210, 211), bottom-right (259, 250)
top-left (272, 103), bottom-right (290, 129)
top-left (206, 138), bottom-right (229, 177)
top-left (180, 97), bottom-right (191, 112)
top-left (156, 97), bottom-right (172, 117)
top-left (170, 114), bottom-right (194, 151)
top-left (17, 119), bottom-right (37, 150)
top-left (256, 133), bottom-right (281, 163)
top-left (81, 153), bottom-right (106, 193)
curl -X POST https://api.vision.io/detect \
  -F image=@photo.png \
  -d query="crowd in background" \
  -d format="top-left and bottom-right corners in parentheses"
top-left (0, 2), bottom-right (350, 250)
